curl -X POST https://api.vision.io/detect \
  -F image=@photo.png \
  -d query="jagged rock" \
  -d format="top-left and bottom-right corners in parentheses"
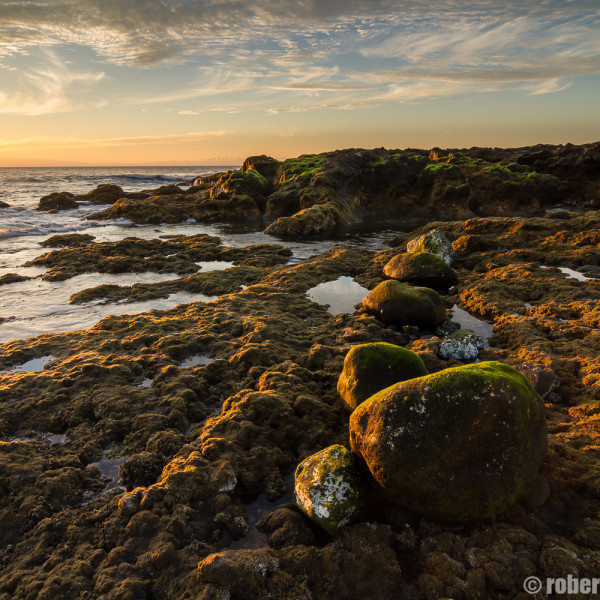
top-left (407, 229), bottom-right (454, 265)
top-left (265, 204), bottom-right (340, 237)
top-left (294, 444), bottom-right (364, 535)
top-left (85, 184), bottom-right (125, 205)
top-left (242, 155), bottom-right (281, 182)
top-left (349, 361), bottom-right (548, 522)
top-left (362, 280), bottom-right (446, 328)
top-left (36, 192), bottom-right (78, 211)
top-left (384, 252), bottom-right (458, 289)
top-left (438, 329), bottom-right (485, 361)
top-left (337, 342), bottom-right (428, 411)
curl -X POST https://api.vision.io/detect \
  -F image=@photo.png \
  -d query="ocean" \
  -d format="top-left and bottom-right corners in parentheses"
top-left (0, 166), bottom-right (408, 344)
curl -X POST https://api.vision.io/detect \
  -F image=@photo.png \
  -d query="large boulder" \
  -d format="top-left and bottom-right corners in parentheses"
top-left (407, 229), bottom-right (454, 265)
top-left (383, 252), bottom-right (458, 289)
top-left (349, 362), bottom-right (548, 523)
top-left (362, 280), bottom-right (446, 328)
top-left (36, 192), bottom-right (78, 211)
top-left (294, 444), bottom-right (364, 535)
top-left (338, 343), bottom-right (428, 411)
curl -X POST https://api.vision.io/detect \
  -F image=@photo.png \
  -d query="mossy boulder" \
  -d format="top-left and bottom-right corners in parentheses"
top-left (294, 444), bottom-right (364, 535)
top-left (338, 343), bottom-right (428, 411)
top-left (85, 184), bottom-right (125, 205)
top-left (349, 361), bottom-right (548, 523)
top-left (438, 329), bottom-right (485, 361)
top-left (265, 204), bottom-right (340, 237)
top-left (242, 155), bottom-right (281, 182)
top-left (407, 229), bottom-right (454, 265)
top-left (36, 192), bottom-right (78, 211)
top-left (362, 280), bottom-right (446, 328)
top-left (383, 252), bottom-right (458, 289)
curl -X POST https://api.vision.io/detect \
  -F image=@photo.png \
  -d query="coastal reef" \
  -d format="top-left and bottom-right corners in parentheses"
top-left (1, 147), bottom-right (599, 599)
top-left (71, 142), bottom-right (600, 237)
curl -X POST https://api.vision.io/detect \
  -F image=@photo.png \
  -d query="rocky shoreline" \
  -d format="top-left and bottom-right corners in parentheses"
top-left (0, 143), bottom-right (599, 599)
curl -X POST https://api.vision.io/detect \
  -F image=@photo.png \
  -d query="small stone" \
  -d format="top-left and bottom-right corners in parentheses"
top-left (407, 229), bottom-right (454, 265)
top-left (438, 329), bottom-right (485, 361)
top-left (294, 444), bottom-right (364, 535)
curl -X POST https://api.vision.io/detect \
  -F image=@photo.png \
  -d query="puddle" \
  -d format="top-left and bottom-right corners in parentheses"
top-left (450, 305), bottom-right (494, 348)
top-left (138, 378), bottom-right (153, 388)
top-left (196, 261), bottom-right (235, 272)
top-left (0, 355), bottom-right (55, 373)
top-left (179, 355), bottom-right (213, 368)
top-left (230, 474), bottom-right (295, 550)
top-left (558, 267), bottom-right (591, 282)
top-left (306, 276), bottom-right (369, 315)
top-left (48, 434), bottom-right (66, 444)
top-left (89, 455), bottom-right (127, 494)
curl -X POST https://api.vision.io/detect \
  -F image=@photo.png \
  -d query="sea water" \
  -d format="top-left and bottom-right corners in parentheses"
top-left (0, 166), bottom-right (428, 344)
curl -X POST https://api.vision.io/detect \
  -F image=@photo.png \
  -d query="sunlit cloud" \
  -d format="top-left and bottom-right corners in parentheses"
top-left (268, 102), bottom-right (381, 114)
top-left (0, 131), bottom-right (230, 151)
top-left (0, 49), bottom-right (105, 114)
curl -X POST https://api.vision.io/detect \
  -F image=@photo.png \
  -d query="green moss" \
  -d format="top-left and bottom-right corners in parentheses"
top-left (281, 155), bottom-right (325, 177)
top-left (424, 162), bottom-right (460, 176)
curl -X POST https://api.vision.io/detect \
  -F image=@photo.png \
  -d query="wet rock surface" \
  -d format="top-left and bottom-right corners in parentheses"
top-left (0, 165), bottom-right (599, 598)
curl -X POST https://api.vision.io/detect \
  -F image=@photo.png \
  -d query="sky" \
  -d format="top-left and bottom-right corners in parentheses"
top-left (0, 0), bottom-right (598, 166)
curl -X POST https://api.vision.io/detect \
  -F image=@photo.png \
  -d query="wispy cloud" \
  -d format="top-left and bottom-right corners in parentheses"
top-left (268, 102), bottom-right (380, 114)
top-left (0, 49), bottom-right (105, 114)
top-left (0, 131), bottom-right (229, 151)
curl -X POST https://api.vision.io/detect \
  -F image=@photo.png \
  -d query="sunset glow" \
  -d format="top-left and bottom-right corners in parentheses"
top-left (0, 0), bottom-right (598, 165)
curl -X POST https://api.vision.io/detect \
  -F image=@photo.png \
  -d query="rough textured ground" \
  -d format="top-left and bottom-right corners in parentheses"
top-left (0, 199), bottom-right (599, 598)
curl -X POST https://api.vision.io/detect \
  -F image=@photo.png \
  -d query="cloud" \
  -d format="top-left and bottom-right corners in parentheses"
top-left (0, 130), bottom-right (230, 151)
top-left (0, 0), bottom-right (596, 113)
top-left (0, 49), bottom-right (104, 114)
top-left (268, 102), bottom-right (380, 114)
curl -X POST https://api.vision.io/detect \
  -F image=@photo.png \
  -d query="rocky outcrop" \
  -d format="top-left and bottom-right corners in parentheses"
top-left (85, 143), bottom-right (600, 237)
top-left (349, 362), bottom-right (548, 522)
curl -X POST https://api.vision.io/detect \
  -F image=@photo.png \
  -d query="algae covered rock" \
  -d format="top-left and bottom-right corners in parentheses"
top-left (438, 329), bottom-right (485, 361)
top-left (407, 229), bottom-right (454, 265)
top-left (294, 444), bottom-right (364, 535)
top-left (362, 280), bottom-right (446, 328)
top-left (338, 342), bottom-right (428, 411)
top-left (384, 252), bottom-right (458, 289)
top-left (349, 361), bottom-right (547, 522)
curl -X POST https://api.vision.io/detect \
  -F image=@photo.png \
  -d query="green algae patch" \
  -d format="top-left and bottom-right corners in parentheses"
top-left (338, 343), bottom-right (428, 411)
top-left (362, 280), bottom-right (446, 328)
top-left (294, 444), bottom-right (364, 535)
top-left (349, 361), bottom-right (548, 523)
